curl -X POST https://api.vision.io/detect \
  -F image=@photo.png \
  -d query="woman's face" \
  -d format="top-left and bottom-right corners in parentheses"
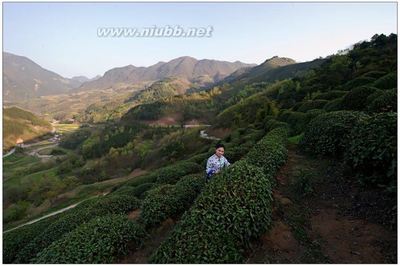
top-left (215, 147), bottom-right (225, 157)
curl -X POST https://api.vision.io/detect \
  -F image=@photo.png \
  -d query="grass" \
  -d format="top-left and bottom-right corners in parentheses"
top-left (4, 167), bottom-right (59, 187)
top-left (288, 133), bottom-right (304, 145)
top-left (54, 123), bottom-right (80, 134)
top-left (3, 153), bottom-right (40, 180)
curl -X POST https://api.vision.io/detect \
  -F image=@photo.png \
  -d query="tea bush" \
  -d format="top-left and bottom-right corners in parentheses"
top-left (313, 90), bottom-right (348, 101)
top-left (300, 111), bottom-right (368, 157)
top-left (324, 97), bottom-right (344, 112)
top-left (345, 112), bottom-right (397, 187)
top-left (139, 174), bottom-right (205, 228)
top-left (3, 214), bottom-right (61, 263)
top-left (278, 110), bottom-right (307, 136)
top-left (367, 88), bottom-right (397, 113)
top-left (245, 127), bottom-right (288, 175)
top-left (297, 100), bottom-right (329, 113)
top-left (33, 214), bottom-right (147, 263)
top-left (150, 160), bottom-right (275, 263)
top-left (342, 86), bottom-right (379, 111)
top-left (15, 194), bottom-right (140, 263)
top-left (372, 72), bottom-right (397, 90)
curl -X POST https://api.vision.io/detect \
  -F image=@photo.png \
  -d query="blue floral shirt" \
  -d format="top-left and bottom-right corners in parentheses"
top-left (205, 154), bottom-right (231, 176)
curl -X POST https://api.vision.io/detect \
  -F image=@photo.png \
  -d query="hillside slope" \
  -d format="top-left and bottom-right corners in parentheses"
top-left (3, 106), bottom-right (53, 151)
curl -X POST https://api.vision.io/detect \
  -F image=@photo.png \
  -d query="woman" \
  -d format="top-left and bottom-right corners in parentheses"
top-left (205, 143), bottom-right (231, 181)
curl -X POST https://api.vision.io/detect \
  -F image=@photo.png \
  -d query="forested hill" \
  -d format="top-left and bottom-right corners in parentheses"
top-left (4, 33), bottom-right (397, 264)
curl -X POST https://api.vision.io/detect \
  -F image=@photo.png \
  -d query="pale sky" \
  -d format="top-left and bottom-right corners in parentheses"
top-left (3, 2), bottom-right (397, 78)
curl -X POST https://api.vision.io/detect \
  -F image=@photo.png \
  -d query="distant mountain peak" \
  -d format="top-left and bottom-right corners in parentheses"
top-left (262, 56), bottom-right (296, 66)
top-left (77, 56), bottom-right (254, 92)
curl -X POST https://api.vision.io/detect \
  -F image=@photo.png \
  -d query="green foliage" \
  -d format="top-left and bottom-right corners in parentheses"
top-left (270, 79), bottom-right (305, 108)
top-left (4, 107), bottom-right (51, 127)
top-left (3, 214), bottom-right (61, 263)
top-left (367, 88), bottom-right (397, 113)
top-left (125, 174), bottom-right (157, 187)
top-left (324, 97), bottom-right (344, 112)
top-left (139, 184), bottom-right (176, 227)
top-left (224, 142), bottom-right (253, 163)
top-left (297, 100), bottom-right (328, 113)
top-left (264, 119), bottom-right (290, 133)
top-left (153, 161), bottom-right (202, 184)
top-left (15, 194), bottom-right (140, 263)
top-left (56, 154), bottom-right (85, 175)
top-left (150, 161), bottom-right (274, 263)
top-left (129, 78), bottom-right (185, 103)
top-left (342, 86), bottom-right (379, 111)
top-left (278, 110), bottom-right (307, 135)
top-left (343, 76), bottom-right (375, 90)
top-left (313, 90), bottom-right (347, 100)
top-left (80, 123), bottom-right (144, 159)
top-left (186, 152), bottom-right (210, 165)
top-left (132, 183), bottom-right (158, 198)
top-left (345, 112), bottom-right (397, 187)
top-left (288, 133), bottom-right (304, 145)
top-left (3, 107), bottom-right (53, 150)
top-left (245, 127), bottom-right (288, 175)
top-left (3, 200), bottom-right (31, 223)
top-left (122, 101), bottom-right (164, 121)
top-left (372, 72), bottom-right (397, 90)
top-left (139, 174), bottom-right (205, 228)
top-left (33, 214), bottom-right (147, 264)
top-left (59, 127), bottom-right (92, 150)
top-left (300, 111), bottom-right (368, 157)
top-left (217, 93), bottom-right (278, 128)
top-left (292, 169), bottom-right (315, 196)
top-left (361, 70), bottom-right (387, 79)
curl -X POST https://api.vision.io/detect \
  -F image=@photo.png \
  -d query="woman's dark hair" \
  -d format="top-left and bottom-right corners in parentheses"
top-left (215, 143), bottom-right (225, 149)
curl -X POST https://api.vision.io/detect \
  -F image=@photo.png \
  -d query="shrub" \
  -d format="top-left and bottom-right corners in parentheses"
top-left (125, 161), bottom-right (202, 186)
top-left (372, 72), bottom-right (397, 90)
top-left (186, 152), bottom-right (210, 165)
top-left (297, 100), bottom-right (329, 113)
top-left (139, 185), bottom-right (177, 227)
top-left (264, 119), bottom-right (290, 133)
top-left (153, 161), bottom-right (202, 184)
top-left (4, 200), bottom-right (30, 223)
top-left (278, 110), bottom-right (307, 136)
top-left (224, 142), bottom-right (253, 163)
top-left (345, 112), bottom-right (397, 187)
top-left (313, 90), bottom-right (348, 100)
top-left (33, 214), bottom-right (147, 263)
top-left (3, 214), bottom-right (61, 263)
top-left (367, 88), bottom-right (397, 113)
top-left (300, 111), bottom-right (369, 157)
top-left (172, 173), bottom-right (206, 212)
top-left (150, 161), bottom-right (274, 263)
top-left (139, 174), bottom-right (205, 228)
top-left (342, 86), bottom-right (379, 111)
top-left (124, 174), bottom-right (157, 187)
top-left (245, 127), bottom-right (288, 175)
top-left (324, 97), bottom-right (344, 112)
top-left (112, 183), bottom-right (157, 199)
top-left (361, 70), bottom-right (387, 79)
top-left (305, 109), bottom-right (326, 123)
top-left (15, 194), bottom-right (140, 263)
top-left (343, 76), bottom-right (375, 89)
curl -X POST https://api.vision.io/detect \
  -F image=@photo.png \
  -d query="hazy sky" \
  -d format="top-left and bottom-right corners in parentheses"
top-left (3, 2), bottom-right (397, 78)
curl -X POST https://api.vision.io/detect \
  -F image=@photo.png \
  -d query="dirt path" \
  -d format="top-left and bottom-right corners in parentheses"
top-left (246, 145), bottom-right (397, 263)
top-left (3, 148), bottom-right (16, 158)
